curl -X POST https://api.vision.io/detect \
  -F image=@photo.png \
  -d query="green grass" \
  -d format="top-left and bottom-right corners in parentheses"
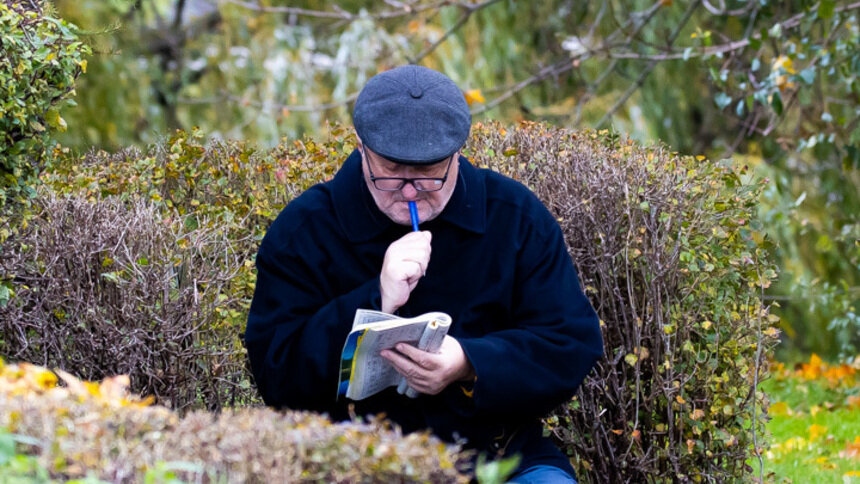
top-left (757, 366), bottom-right (860, 483)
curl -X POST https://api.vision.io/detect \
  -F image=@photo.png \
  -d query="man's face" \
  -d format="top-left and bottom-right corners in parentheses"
top-left (359, 143), bottom-right (459, 226)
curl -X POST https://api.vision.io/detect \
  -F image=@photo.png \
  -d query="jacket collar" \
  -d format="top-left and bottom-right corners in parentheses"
top-left (331, 149), bottom-right (486, 243)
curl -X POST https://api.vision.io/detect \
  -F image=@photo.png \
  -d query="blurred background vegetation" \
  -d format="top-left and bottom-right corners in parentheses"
top-left (48, 0), bottom-right (859, 359)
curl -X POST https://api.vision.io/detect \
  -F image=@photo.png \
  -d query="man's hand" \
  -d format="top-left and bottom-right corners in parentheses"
top-left (380, 335), bottom-right (475, 396)
top-left (380, 231), bottom-right (432, 314)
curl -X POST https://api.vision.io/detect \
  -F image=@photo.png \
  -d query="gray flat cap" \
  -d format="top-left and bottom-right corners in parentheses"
top-left (353, 65), bottom-right (471, 165)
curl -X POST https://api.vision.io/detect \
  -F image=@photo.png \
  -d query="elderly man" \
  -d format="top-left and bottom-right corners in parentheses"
top-left (245, 65), bottom-right (603, 483)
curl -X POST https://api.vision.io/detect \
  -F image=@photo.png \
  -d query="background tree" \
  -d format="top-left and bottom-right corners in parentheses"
top-left (53, 0), bottom-right (860, 357)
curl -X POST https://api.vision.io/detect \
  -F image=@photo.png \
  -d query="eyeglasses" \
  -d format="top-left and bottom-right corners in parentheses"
top-left (362, 146), bottom-right (454, 192)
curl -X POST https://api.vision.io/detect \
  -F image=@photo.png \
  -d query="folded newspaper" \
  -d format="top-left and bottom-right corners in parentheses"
top-left (337, 309), bottom-right (452, 401)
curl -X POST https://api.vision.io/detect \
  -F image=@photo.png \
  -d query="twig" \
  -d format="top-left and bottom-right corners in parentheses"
top-left (220, 0), bottom-right (453, 20)
top-left (408, 0), bottom-right (503, 64)
top-left (173, 0), bottom-right (187, 29)
top-left (752, 253), bottom-right (765, 483)
top-left (597, 0), bottom-right (702, 128)
top-left (574, 1), bottom-right (665, 125)
top-left (702, 0), bottom-right (755, 16)
top-left (177, 91), bottom-right (360, 113)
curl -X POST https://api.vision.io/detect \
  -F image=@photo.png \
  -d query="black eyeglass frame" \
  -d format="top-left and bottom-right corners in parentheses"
top-left (361, 145), bottom-right (454, 192)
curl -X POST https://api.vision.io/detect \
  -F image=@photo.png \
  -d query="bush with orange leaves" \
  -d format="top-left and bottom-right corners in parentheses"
top-left (0, 359), bottom-right (469, 483)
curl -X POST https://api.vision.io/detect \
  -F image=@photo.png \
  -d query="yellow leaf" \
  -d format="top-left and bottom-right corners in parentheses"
top-left (625, 353), bottom-right (638, 366)
top-left (808, 424), bottom-right (828, 441)
top-left (773, 55), bottom-right (797, 74)
top-left (696, 155), bottom-right (706, 161)
top-left (691, 409), bottom-right (705, 420)
top-left (464, 89), bottom-right (485, 105)
top-left (78, 59), bottom-right (87, 73)
top-left (46, 110), bottom-right (67, 132)
top-left (768, 401), bottom-right (791, 416)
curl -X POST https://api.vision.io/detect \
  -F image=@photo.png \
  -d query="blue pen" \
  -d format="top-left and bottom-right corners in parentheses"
top-left (408, 201), bottom-right (420, 232)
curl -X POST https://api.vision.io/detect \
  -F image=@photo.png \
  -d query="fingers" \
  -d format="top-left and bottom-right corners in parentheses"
top-left (380, 231), bottom-right (432, 313)
top-left (392, 343), bottom-right (436, 369)
top-left (381, 347), bottom-right (430, 383)
top-left (381, 343), bottom-right (458, 396)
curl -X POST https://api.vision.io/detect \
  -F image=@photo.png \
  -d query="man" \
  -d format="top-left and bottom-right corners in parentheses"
top-left (245, 65), bottom-right (603, 483)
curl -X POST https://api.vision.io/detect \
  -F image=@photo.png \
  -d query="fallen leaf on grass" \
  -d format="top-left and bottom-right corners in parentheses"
top-left (809, 424), bottom-right (828, 441)
top-left (768, 401), bottom-right (792, 416)
top-left (839, 437), bottom-right (860, 460)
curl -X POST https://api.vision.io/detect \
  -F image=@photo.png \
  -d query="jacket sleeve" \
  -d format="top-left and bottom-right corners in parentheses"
top-left (244, 233), bottom-right (381, 413)
top-left (455, 219), bottom-right (604, 419)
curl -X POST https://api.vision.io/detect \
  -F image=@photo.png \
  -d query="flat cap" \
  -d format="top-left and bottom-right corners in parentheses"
top-left (353, 65), bottom-right (471, 165)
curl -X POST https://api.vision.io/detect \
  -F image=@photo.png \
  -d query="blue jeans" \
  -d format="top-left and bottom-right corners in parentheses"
top-left (507, 464), bottom-right (578, 483)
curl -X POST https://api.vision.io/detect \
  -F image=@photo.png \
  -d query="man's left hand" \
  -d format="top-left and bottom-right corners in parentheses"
top-left (380, 336), bottom-right (475, 396)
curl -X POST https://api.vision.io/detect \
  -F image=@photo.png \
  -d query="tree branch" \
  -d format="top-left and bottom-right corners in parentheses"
top-left (219, 0), bottom-right (456, 20)
top-left (177, 91), bottom-right (360, 113)
top-left (597, 0), bottom-right (701, 128)
top-left (574, 0), bottom-right (665, 125)
top-left (407, 0), bottom-right (503, 64)
top-left (472, 1), bottom-right (666, 116)
top-left (173, 0), bottom-right (187, 29)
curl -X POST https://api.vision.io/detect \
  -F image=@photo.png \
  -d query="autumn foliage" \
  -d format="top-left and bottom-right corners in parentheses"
top-left (1, 122), bottom-right (779, 482)
top-left (763, 354), bottom-right (860, 480)
top-left (0, 358), bottom-right (469, 482)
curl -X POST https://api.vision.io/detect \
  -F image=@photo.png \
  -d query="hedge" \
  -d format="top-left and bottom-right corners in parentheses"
top-left (0, 358), bottom-right (469, 482)
top-left (1, 122), bottom-right (779, 482)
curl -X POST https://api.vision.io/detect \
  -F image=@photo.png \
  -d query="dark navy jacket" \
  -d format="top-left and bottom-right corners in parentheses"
top-left (245, 149), bottom-right (603, 477)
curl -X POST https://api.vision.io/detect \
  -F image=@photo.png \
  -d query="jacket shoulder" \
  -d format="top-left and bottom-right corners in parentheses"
top-left (261, 184), bottom-right (336, 253)
top-left (481, 169), bottom-right (559, 239)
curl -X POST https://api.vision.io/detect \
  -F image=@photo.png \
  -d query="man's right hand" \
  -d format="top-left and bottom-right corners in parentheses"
top-left (380, 231), bottom-right (432, 314)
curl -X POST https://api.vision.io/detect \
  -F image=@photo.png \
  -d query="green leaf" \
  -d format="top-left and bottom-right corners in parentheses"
top-left (475, 454), bottom-right (521, 484)
top-left (770, 92), bottom-right (783, 116)
top-left (29, 120), bottom-right (46, 132)
top-left (819, 0), bottom-right (835, 19)
top-left (0, 285), bottom-right (10, 307)
top-left (0, 431), bottom-right (15, 466)
top-left (714, 92), bottom-right (732, 110)
top-left (798, 68), bottom-right (815, 85)
top-left (749, 36), bottom-right (761, 50)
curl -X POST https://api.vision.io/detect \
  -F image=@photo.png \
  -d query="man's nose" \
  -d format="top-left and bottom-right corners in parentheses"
top-left (400, 181), bottom-right (419, 199)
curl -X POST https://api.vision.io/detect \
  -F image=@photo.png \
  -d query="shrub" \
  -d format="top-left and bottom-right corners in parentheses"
top-left (0, 194), bottom-right (254, 411)
top-left (0, 359), bottom-right (469, 482)
top-left (0, 1), bottom-right (89, 209)
top-left (466, 122), bottom-right (779, 482)
top-left (5, 122), bottom-right (777, 481)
